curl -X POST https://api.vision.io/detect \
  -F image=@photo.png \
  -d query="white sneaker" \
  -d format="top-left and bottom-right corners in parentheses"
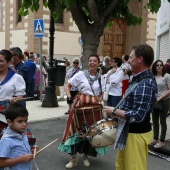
top-left (65, 157), bottom-right (77, 169)
top-left (83, 156), bottom-right (90, 167)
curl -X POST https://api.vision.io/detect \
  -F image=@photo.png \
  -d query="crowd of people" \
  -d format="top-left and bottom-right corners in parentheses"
top-left (0, 44), bottom-right (170, 169)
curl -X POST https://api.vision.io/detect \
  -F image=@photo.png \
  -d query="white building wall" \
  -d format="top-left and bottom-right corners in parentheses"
top-left (146, 12), bottom-right (156, 51)
top-left (155, 0), bottom-right (170, 63)
top-left (53, 31), bottom-right (81, 59)
top-left (0, 33), bottom-right (5, 48)
top-left (69, 18), bottom-right (79, 32)
top-left (10, 30), bottom-right (27, 50)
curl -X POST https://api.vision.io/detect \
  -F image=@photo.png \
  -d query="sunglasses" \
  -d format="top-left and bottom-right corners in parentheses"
top-left (156, 64), bottom-right (163, 67)
top-left (12, 54), bottom-right (17, 56)
top-left (73, 62), bottom-right (79, 64)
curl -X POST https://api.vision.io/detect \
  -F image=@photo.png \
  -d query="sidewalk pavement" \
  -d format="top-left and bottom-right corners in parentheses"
top-left (26, 98), bottom-right (170, 156)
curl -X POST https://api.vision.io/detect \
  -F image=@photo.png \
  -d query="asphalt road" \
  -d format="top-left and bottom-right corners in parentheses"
top-left (29, 119), bottom-right (170, 170)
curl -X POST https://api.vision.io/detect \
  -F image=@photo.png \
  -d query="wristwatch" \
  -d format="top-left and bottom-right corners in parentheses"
top-left (112, 108), bottom-right (117, 116)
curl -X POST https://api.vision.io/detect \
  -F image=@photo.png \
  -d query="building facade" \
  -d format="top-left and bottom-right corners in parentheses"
top-left (0, 0), bottom-right (156, 61)
top-left (155, 0), bottom-right (170, 64)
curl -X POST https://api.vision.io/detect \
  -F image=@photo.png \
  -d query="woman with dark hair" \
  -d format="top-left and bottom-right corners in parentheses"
top-left (150, 60), bottom-right (170, 148)
top-left (0, 50), bottom-right (25, 130)
top-left (105, 57), bottom-right (124, 107)
top-left (58, 54), bottom-right (106, 169)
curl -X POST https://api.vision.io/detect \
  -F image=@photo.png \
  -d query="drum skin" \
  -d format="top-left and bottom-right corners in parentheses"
top-left (88, 119), bottom-right (118, 148)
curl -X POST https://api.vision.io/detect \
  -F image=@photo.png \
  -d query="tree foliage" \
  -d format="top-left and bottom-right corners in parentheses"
top-left (20, 0), bottom-right (167, 26)
top-left (19, 0), bottom-right (170, 68)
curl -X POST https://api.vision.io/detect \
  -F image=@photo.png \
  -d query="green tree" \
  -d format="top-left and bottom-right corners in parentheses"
top-left (20, 0), bottom-right (170, 68)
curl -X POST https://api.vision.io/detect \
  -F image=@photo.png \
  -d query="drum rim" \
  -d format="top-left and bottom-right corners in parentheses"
top-left (89, 118), bottom-right (117, 128)
top-left (75, 104), bottom-right (103, 110)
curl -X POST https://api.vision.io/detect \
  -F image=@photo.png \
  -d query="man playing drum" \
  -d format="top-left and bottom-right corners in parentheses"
top-left (104, 44), bottom-right (157, 170)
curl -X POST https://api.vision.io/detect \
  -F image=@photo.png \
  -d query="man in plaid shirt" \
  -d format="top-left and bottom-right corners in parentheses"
top-left (104, 44), bottom-right (157, 170)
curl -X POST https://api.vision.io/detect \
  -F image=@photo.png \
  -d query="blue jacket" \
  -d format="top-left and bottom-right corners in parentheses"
top-left (24, 60), bottom-right (36, 81)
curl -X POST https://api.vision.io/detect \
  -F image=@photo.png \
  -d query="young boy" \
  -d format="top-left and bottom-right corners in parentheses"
top-left (0, 104), bottom-right (35, 170)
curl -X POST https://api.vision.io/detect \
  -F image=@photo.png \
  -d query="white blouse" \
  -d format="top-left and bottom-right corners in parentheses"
top-left (68, 71), bottom-right (104, 96)
top-left (0, 74), bottom-right (26, 99)
top-left (105, 68), bottom-right (124, 96)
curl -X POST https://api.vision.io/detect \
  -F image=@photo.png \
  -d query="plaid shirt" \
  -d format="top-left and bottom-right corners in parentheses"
top-left (115, 69), bottom-right (157, 150)
top-left (120, 69), bottom-right (157, 123)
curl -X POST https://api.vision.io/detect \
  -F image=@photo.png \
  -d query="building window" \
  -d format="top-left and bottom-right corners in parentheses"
top-left (17, 0), bottom-right (22, 22)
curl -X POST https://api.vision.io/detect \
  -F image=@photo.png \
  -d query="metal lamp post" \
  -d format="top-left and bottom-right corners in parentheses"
top-left (42, 13), bottom-right (58, 107)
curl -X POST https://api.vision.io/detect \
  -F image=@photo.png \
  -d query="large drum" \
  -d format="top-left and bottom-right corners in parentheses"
top-left (88, 118), bottom-right (118, 148)
top-left (74, 104), bottom-right (103, 133)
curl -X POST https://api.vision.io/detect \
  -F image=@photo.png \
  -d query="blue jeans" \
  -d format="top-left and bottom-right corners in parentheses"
top-left (26, 79), bottom-right (35, 99)
top-left (107, 95), bottom-right (121, 107)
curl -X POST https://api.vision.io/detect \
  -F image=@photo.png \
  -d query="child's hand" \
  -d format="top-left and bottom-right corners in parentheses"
top-left (31, 145), bottom-right (39, 158)
top-left (21, 154), bottom-right (34, 162)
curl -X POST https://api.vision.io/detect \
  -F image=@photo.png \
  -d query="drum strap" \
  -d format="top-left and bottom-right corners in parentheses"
top-left (98, 77), bottom-right (102, 93)
top-left (89, 81), bottom-right (98, 103)
top-left (112, 75), bottom-right (153, 113)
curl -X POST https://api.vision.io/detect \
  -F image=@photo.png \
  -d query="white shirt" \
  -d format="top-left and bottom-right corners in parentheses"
top-left (68, 71), bottom-right (104, 96)
top-left (105, 68), bottom-right (124, 96)
top-left (121, 62), bottom-right (131, 80)
top-left (0, 74), bottom-right (26, 99)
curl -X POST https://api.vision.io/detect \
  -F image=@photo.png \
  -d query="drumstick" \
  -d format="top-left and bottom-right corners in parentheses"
top-left (0, 97), bottom-right (33, 102)
top-left (33, 147), bottom-right (36, 158)
top-left (15, 97), bottom-right (33, 101)
top-left (36, 138), bottom-right (58, 155)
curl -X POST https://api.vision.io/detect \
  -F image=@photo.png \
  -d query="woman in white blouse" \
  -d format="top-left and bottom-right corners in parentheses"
top-left (58, 54), bottom-right (105, 169)
top-left (150, 60), bottom-right (170, 148)
top-left (0, 49), bottom-right (25, 129)
top-left (105, 57), bottom-right (124, 107)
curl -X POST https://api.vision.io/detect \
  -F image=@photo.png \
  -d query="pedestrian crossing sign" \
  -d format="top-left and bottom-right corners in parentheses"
top-left (34, 19), bottom-right (44, 37)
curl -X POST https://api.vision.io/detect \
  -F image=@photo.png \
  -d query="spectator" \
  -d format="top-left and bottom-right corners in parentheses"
top-left (99, 56), bottom-right (112, 75)
top-left (34, 58), bottom-right (46, 99)
top-left (42, 55), bottom-right (49, 72)
top-left (9, 47), bottom-right (28, 83)
top-left (105, 57), bottom-right (124, 107)
top-left (9, 47), bottom-right (29, 107)
top-left (150, 60), bottom-right (170, 148)
top-left (24, 51), bottom-right (29, 61)
top-left (24, 54), bottom-right (36, 100)
top-left (59, 58), bottom-right (71, 100)
top-left (164, 59), bottom-right (170, 74)
top-left (121, 54), bottom-right (132, 96)
top-left (64, 58), bottom-right (80, 114)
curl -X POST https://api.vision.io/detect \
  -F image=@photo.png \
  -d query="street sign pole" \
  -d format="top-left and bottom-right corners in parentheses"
top-left (34, 19), bottom-right (44, 102)
top-left (39, 38), bottom-right (43, 101)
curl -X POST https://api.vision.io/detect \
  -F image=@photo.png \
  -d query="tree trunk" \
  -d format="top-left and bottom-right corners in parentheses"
top-left (81, 26), bottom-right (103, 69)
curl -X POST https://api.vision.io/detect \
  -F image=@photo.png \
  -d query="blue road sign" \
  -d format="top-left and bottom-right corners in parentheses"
top-left (34, 19), bottom-right (44, 37)
top-left (78, 36), bottom-right (83, 45)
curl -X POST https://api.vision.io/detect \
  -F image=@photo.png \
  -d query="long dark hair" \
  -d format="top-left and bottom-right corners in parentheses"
top-left (151, 60), bottom-right (165, 76)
